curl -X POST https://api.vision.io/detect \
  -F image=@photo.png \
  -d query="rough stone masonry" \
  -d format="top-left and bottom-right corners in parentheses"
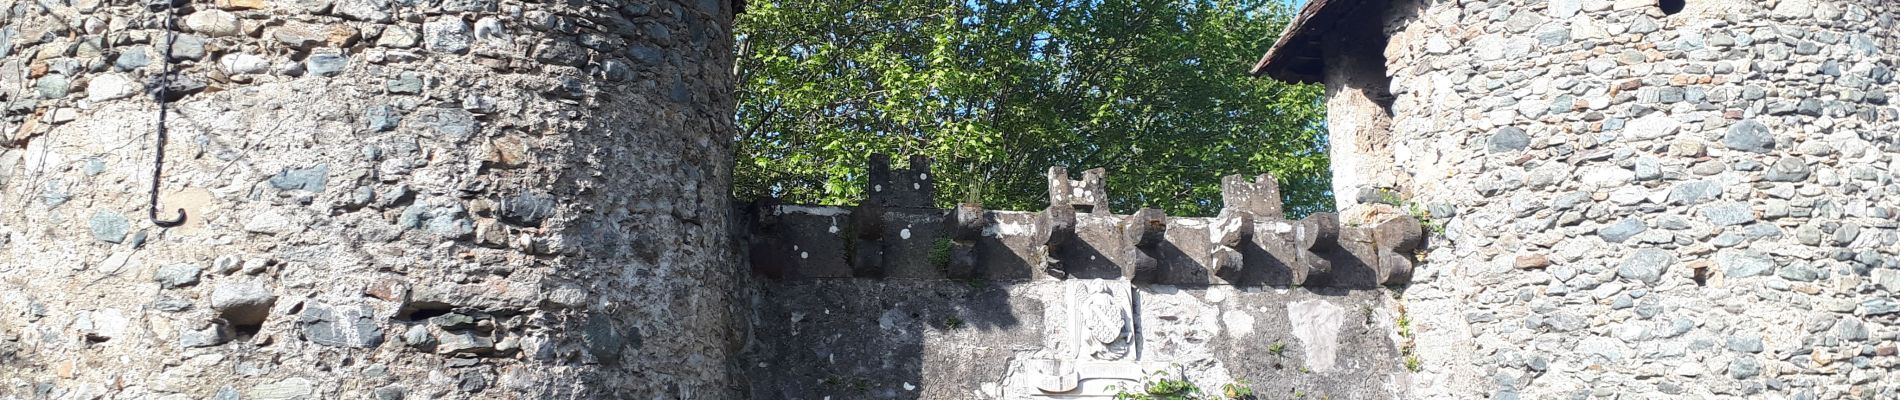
top-left (737, 156), bottom-right (1424, 399)
top-left (0, 0), bottom-right (743, 398)
top-left (1257, 0), bottom-right (1900, 398)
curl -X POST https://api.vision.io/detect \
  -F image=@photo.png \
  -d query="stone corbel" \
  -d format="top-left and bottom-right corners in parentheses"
top-left (947, 203), bottom-right (987, 278)
top-left (847, 201), bottom-right (885, 278)
top-left (1370, 216), bottom-right (1422, 285)
top-left (1123, 208), bottom-right (1166, 283)
top-left (1042, 167), bottom-right (1078, 278)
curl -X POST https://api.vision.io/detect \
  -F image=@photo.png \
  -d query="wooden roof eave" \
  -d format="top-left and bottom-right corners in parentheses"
top-left (1249, 0), bottom-right (1374, 84)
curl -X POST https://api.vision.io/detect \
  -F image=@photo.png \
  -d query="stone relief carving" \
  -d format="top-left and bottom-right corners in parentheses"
top-left (1074, 280), bottom-right (1134, 361)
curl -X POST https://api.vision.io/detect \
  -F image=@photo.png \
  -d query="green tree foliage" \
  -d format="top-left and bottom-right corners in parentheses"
top-left (734, 0), bottom-right (1329, 217)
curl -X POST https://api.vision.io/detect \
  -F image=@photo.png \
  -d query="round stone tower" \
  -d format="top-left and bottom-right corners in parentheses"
top-left (0, 0), bottom-right (740, 398)
top-left (1260, 0), bottom-right (1898, 398)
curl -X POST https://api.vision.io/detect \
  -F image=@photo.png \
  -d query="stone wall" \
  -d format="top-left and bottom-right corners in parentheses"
top-left (737, 158), bottom-right (1423, 399)
top-left (1369, 0), bottom-right (1900, 398)
top-left (0, 0), bottom-right (741, 398)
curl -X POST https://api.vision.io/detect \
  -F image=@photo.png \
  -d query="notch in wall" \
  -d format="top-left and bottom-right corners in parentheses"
top-left (1658, 0), bottom-right (1684, 15)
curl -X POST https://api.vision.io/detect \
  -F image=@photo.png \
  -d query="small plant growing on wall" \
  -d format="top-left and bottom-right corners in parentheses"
top-left (929, 238), bottom-right (953, 271)
top-left (1111, 370), bottom-right (1256, 400)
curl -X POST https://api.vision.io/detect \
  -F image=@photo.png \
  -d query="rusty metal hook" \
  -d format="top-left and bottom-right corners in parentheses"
top-left (149, 3), bottom-right (185, 228)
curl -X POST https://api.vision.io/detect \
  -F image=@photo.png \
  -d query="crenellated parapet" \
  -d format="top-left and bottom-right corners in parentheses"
top-left (743, 155), bottom-right (1424, 288)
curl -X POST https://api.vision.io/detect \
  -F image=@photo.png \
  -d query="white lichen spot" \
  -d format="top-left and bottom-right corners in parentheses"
top-left (875, 184), bottom-right (883, 192)
top-left (913, 182), bottom-right (920, 190)
top-left (991, 221), bottom-right (1035, 236)
top-left (903, 382), bottom-right (916, 391)
top-left (800, 252), bottom-right (809, 259)
top-left (828, 225), bottom-right (840, 234)
top-left (900, 228), bottom-right (912, 239)
top-left (919, 173), bottom-right (928, 180)
top-left (1225, 310), bottom-right (1255, 339)
top-left (1204, 286), bottom-right (1231, 303)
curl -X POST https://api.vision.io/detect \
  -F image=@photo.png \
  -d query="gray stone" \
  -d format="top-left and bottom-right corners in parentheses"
top-left (1727, 334), bottom-right (1764, 353)
top-left (1795, 98), bottom-right (1823, 115)
top-left (424, 18), bottom-right (472, 54)
top-left (83, 159), bottom-right (106, 177)
top-left (1597, 217), bottom-right (1646, 243)
top-left (210, 281), bottom-right (277, 326)
top-left (89, 210), bottom-right (130, 243)
top-left (333, 0), bottom-right (392, 22)
top-left (1796, 224), bottom-right (1825, 246)
top-left (37, 74), bottom-right (71, 99)
top-left (1546, 311), bottom-right (1587, 332)
top-left (41, 181), bottom-right (70, 208)
top-left (1719, 250), bottom-right (1775, 278)
top-left (403, 325), bottom-right (435, 349)
top-left (87, 74), bottom-right (139, 102)
top-left (436, 330), bottom-right (495, 355)
top-left (1577, 336), bottom-right (1623, 363)
top-left (301, 302), bottom-right (385, 348)
top-left (185, 10), bottom-right (241, 37)
top-left (374, 386), bottom-right (406, 400)
top-left (1743, 224), bottom-right (1780, 239)
top-left (1537, 28), bottom-right (1570, 47)
top-left (1764, 157), bottom-right (1811, 182)
top-left (220, 54), bottom-right (272, 75)
top-left (365, 104), bottom-right (401, 132)
top-left (180, 321), bottom-right (231, 348)
top-left (305, 52), bottom-right (350, 77)
top-left (1858, 299), bottom-right (1898, 316)
top-left (583, 313), bottom-right (629, 364)
top-left (1700, 202), bottom-right (1754, 226)
top-left (1778, 263), bottom-right (1821, 282)
top-left (244, 211), bottom-right (297, 234)
top-left (1628, 15), bottom-right (1659, 33)
top-left (602, 60), bottom-right (633, 81)
top-left (154, 264), bottom-right (202, 288)
top-left (534, 40), bottom-right (589, 67)
top-left (416, 204), bottom-right (473, 238)
top-left (248, 377), bottom-right (315, 400)
top-left (114, 46), bottom-right (151, 71)
top-left (458, 372), bottom-right (488, 393)
top-left (1667, 181), bottom-right (1722, 205)
top-left (155, 298), bottom-right (194, 312)
top-left (629, 45), bottom-right (664, 65)
top-left (1617, 248), bottom-right (1673, 285)
top-left (1632, 158), bottom-right (1661, 181)
top-left (387, 72), bottom-right (422, 94)
top-left (1488, 127), bottom-right (1530, 152)
top-left (398, 205), bottom-right (429, 230)
top-left (377, 26), bottom-right (421, 48)
top-left (406, 108), bottom-right (478, 141)
top-left (1834, 317), bottom-right (1867, 341)
top-left (168, 34), bottom-right (207, 61)
top-left (1724, 120), bottom-right (1776, 153)
top-left (498, 192), bottom-right (556, 226)
top-left (1728, 357), bottom-right (1760, 379)
top-left (269, 164), bottom-right (331, 192)
top-left (429, 313), bottom-right (479, 330)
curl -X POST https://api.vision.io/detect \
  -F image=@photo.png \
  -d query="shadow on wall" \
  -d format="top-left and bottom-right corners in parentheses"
top-left (741, 279), bottom-right (1027, 399)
